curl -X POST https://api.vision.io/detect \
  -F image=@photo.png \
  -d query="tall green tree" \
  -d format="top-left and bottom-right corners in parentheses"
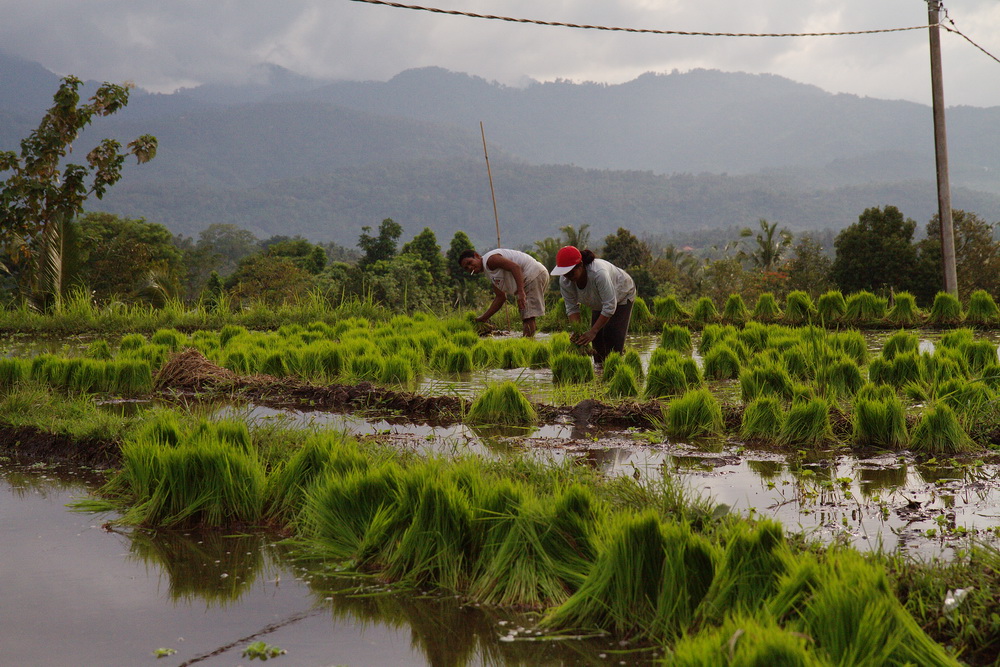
top-left (445, 230), bottom-right (482, 307)
top-left (914, 209), bottom-right (1000, 302)
top-left (401, 227), bottom-right (447, 284)
top-left (358, 218), bottom-right (402, 269)
top-left (601, 227), bottom-right (652, 269)
top-left (784, 235), bottom-right (834, 298)
top-left (0, 76), bottom-right (156, 307)
top-left (560, 223), bottom-right (591, 250)
top-left (831, 206), bottom-right (918, 295)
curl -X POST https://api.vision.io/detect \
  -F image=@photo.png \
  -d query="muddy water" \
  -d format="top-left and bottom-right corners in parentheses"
top-left (0, 462), bottom-right (655, 667)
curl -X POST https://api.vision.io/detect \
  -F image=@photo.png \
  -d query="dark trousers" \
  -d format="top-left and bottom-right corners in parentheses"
top-left (591, 300), bottom-right (633, 364)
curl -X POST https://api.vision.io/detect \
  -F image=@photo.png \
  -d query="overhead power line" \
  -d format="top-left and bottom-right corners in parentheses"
top-left (348, 0), bottom-right (1000, 63)
top-left (348, 0), bottom-right (931, 38)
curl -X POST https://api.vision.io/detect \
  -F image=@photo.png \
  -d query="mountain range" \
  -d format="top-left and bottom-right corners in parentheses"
top-left (2, 51), bottom-right (999, 250)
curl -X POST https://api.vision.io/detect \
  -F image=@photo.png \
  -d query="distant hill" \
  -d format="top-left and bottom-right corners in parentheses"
top-left (2, 54), bottom-right (1000, 249)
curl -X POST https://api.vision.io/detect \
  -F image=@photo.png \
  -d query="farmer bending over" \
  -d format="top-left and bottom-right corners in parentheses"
top-left (459, 248), bottom-right (549, 337)
top-left (550, 245), bottom-right (635, 364)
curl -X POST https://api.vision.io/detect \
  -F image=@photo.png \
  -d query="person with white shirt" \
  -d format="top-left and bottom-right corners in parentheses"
top-left (459, 248), bottom-right (549, 337)
top-left (550, 245), bottom-right (636, 363)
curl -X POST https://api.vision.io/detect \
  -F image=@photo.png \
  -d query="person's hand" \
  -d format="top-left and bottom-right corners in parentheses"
top-left (574, 329), bottom-right (597, 345)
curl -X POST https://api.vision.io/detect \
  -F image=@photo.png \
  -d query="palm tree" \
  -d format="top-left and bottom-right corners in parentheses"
top-left (560, 224), bottom-right (591, 251)
top-left (739, 218), bottom-right (792, 272)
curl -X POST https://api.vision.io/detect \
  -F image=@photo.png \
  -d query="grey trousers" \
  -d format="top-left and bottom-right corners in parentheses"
top-left (590, 300), bottom-right (633, 363)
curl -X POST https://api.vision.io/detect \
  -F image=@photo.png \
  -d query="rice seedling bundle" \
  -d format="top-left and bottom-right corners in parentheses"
top-left (550, 353), bottom-right (594, 385)
top-left (496, 340), bottom-right (529, 369)
top-left (645, 360), bottom-right (690, 399)
top-left (151, 328), bottom-right (187, 351)
top-left (438, 347), bottom-right (472, 374)
top-left (450, 331), bottom-right (480, 348)
top-left (856, 382), bottom-right (897, 402)
top-left (844, 291), bottom-right (887, 325)
top-left (939, 328), bottom-right (975, 349)
top-left (740, 396), bottom-right (784, 440)
top-left (260, 350), bottom-right (291, 377)
top-left (660, 324), bottom-right (693, 353)
top-left (699, 324), bottom-right (738, 355)
top-left (828, 330), bottom-right (869, 366)
top-left (470, 342), bottom-right (493, 369)
top-left (380, 355), bottom-right (417, 384)
top-left (468, 381), bottom-right (537, 425)
top-left (909, 403), bottom-right (974, 454)
top-left (527, 344), bottom-right (551, 369)
top-left (649, 347), bottom-right (680, 368)
top-left (816, 357), bottom-right (864, 399)
top-left (783, 291), bottom-right (815, 325)
top-left (0, 357), bottom-right (29, 389)
top-left (851, 394), bottom-right (907, 449)
top-left (548, 332), bottom-right (575, 357)
top-left (541, 512), bottom-right (717, 641)
top-left (770, 551), bottom-right (960, 667)
top-left (739, 363), bottom-right (794, 403)
top-left (630, 296), bottom-right (655, 332)
top-left (722, 293), bottom-right (750, 324)
top-left (118, 333), bottom-right (147, 351)
top-left (114, 434), bottom-right (266, 529)
top-left (928, 291), bottom-right (964, 326)
top-left (66, 358), bottom-right (108, 393)
top-left (791, 383), bottom-right (815, 403)
top-left (222, 346), bottom-right (258, 374)
top-left (935, 378), bottom-right (992, 417)
top-left (691, 297), bottom-right (719, 324)
top-left (602, 351), bottom-right (622, 380)
top-left (663, 388), bottom-right (724, 439)
top-left (886, 291), bottom-right (922, 325)
top-left (703, 343), bottom-right (742, 380)
top-left (880, 330), bottom-right (918, 361)
top-left (778, 398), bottom-right (832, 446)
top-left (965, 289), bottom-right (1000, 325)
top-left (298, 461), bottom-right (403, 562)
top-left (622, 348), bottom-right (644, 379)
top-left (653, 295), bottom-right (689, 323)
top-left (700, 520), bottom-right (789, 620)
top-left (104, 359), bottom-right (153, 396)
top-left (299, 341), bottom-right (345, 379)
top-left (736, 322), bottom-right (771, 355)
top-left (781, 345), bottom-right (812, 381)
top-left (918, 351), bottom-right (966, 386)
top-left (816, 290), bottom-right (846, 323)
top-left (305, 320), bottom-right (335, 337)
top-left (959, 339), bottom-right (998, 375)
top-left (86, 339), bottom-right (113, 360)
top-left (413, 330), bottom-right (441, 357)
top-left (605, 364), bottom-right (640, 398)
top-left (669, 615), bottom-right (820, 667)
top-left (886, 351), bottom-right (921, 388)
top-left (752, 293), bottom-right (782, 322)
top-left (349, 354), bottom-right (384, 381)
top-left (382, 476), bottom-right (476, 590)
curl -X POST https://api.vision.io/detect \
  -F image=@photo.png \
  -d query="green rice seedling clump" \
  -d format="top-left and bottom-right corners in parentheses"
top-left (660, 324), bottom-right (693, 353)
top-left (349, 354), bottom-right (384, 381)
top-left (739, 363), bottom-right (794, 403)
top-left (380, 355), bottom-right (417, 384)
top-left (652, 295), bottom-right (689, 323)
top-left (887, 291), bottom-right (922, 326)
top-left (601, 351), bottom-right (622, 380)
top-left (880, 330), bottom-right (918, 360)
top-left (703, 343), bottom-right (741, 380)
top-left (662, 388), bottom-right (724, 439)
top-left (740, 396), bottom-right (784, 441)
top-left (909, 403), bottom-right (974, 454)
top-left (669, 614), bottom-right (823, 667)
top-left (851, 394), bottom-right (907, 449)
top-left (118, 333), bottom-right (146, 351)
top-left (935, 378), bottom-right (992, 419)
top-left (0, 358), bottom-right (30, 389)
top-left (779, 397), bottom-right (832, 446)
top-left (605, 364), bottom-right (640, 398)
top-left (721, 293), bottom-right (750, 324)
top-left (959, 339), bottom-right (998, 375)
top-left (816, 357), bottom-right (864, 400)
top-left (468, 381), bottom-right (537, 425)
top-left (783, 291), bottom-right (815, 325)
top-left (827, 329), bottom-right (869, 365)
top-left (528, 344), bottom-right (550, 368)
top-left (86, 339), bottom-right (113, 360)
top-left (622, 348), bottom-right (644, 379)
top-left (66, 359), bottom-right (108, 393)
top-left (816, 290), bottom-right (846, 323)
top-left (700, 520), bottom-right (789, 620)
top-left (645, 360), bottom-right (690, 399)
top-left (551, 352), bottom-right (594, 384)
top-left (844, 290), bottom-right (887, 325)
top-left (928, 291), bottom-right (964, 326)
top-left (884, 351), bottom-right (921, 388)
top-left (690, 297), bottom-right (719, 325)
top-left (630, 296), bottom-right (655, 332)
top-left (965, 289), bottom-right (1000, 325)
top-left (150, 328), bottom-right (187, 351)
top-left (752, 292), bottom-right (782, 322)
top-left (108, 360), bottom-right (153, 395)
top-left (939, 328), bottom-right (975, 349)
top-left (699, 324), bottom-right (738, 355)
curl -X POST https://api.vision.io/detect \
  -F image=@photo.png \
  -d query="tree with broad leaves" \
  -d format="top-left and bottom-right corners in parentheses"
top-left (358, 218), bottom-right (402, 270)
top-left (831, 206), bottom-right (918, 296)
top-left (738, 218), bottom-right (792, 272)
top-left (0, 75), bottom-right (157, 308)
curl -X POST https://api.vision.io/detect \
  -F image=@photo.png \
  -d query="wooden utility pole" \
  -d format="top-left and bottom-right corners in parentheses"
top-left (928, 0), bottom-right (959, 296)
top-left (480, 122), bottom-right (501, 248)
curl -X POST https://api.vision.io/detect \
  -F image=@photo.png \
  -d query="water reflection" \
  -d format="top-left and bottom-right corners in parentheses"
top-left (856, 465), bottom-right (908, 497)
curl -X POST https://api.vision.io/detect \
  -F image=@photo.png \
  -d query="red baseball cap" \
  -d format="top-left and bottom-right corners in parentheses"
top-left (551, 245), bottom-right (582, 276)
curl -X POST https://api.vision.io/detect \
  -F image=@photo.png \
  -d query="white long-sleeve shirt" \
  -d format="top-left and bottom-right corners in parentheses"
top-left (559, 258), bottom-right (636, 318)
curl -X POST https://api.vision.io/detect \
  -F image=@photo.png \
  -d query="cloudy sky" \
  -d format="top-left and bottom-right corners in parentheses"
top-left (3, 0), bottom-right (999, 106)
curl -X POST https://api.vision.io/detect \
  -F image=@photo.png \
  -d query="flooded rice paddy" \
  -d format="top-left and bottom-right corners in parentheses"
top-left (5, 329), bottom-right (1000, 665)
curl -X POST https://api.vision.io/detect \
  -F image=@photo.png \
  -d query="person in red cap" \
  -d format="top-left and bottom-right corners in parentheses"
top-left (551, 245), bottom-right (636, 363)
top-left (459, 248), bottom-right (549, 337)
